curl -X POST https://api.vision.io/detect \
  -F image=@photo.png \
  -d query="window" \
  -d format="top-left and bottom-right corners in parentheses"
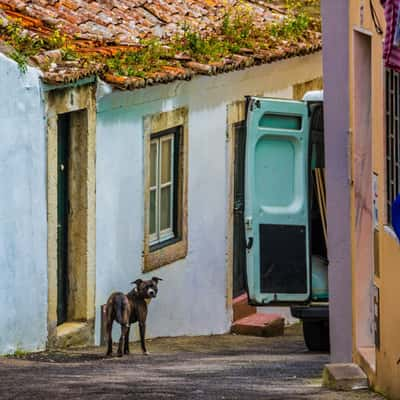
top-left (149, 129), bottom-right (178, 246)
top-left (386, 68), bottom-right (400, 224)
top-left (143, 107), bottom-right (188, 272)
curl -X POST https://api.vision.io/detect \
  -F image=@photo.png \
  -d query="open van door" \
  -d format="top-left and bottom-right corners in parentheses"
top-left (245, 97), bottom-right (311, 305)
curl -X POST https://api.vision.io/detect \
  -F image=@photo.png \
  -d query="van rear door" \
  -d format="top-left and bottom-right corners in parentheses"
top-left (245, 97), bottom-right (311, 305)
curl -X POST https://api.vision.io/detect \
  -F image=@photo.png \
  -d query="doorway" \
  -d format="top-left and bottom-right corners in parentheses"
top-left (53, 108), bottom-right (92, 327)
top-left (47, 85), bottom-right (96, 347)
top-left (233, 121), bottom-right (247, 298)
top-left (353, 30), bottom-right (375, 367)
top-left (57, 114), bottom-right (70, 325)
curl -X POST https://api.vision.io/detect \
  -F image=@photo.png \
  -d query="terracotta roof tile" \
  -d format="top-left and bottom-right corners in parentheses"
top-left (1, 0), bottom-right (287, 41)
top-left (0, 0), bottom-right (322, 89)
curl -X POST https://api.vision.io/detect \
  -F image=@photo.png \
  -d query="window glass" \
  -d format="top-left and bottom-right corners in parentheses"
top-left (150, 142), bottom-right (157, 187)
top-left (149, 189), bottom-right (157, 235)
top-left (161, 138), bottom-right (172, 184)
top-left (160, 186), bottom-right (172, 231)
top-left (149, 131), bottom-right (177, 245)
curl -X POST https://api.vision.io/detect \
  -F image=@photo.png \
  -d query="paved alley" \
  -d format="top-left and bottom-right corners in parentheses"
top-left (0, 327), bottom-right (383, 400)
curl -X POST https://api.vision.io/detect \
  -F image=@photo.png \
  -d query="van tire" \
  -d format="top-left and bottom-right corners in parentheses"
top-left (302, 320), bottom-right (330, 352)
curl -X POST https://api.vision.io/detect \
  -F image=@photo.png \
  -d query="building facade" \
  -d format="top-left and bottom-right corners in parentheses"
top-left (0, 48), bottom-right (323, 353)
top-left (0, 0), bottom-right (324, 354)
top-left (322, 0), bottom-right (400, 397)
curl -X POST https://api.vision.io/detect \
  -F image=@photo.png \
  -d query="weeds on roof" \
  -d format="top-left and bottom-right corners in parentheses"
top-left (175, 24), bottom-right (231, 62)
top-left (3, 21), bottom-right (42, 71)
top-left (1, 19), bottom-right (78, 72)
top-left (106, 39), bottom-right (171, 78)
top-left (0, 0), bottom-right (320, 77)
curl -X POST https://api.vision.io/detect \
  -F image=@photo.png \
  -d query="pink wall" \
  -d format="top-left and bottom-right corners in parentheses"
top-left (353, 30), bottom-right (374, 349)
top-left (321, 0), bottom-right (353, 363)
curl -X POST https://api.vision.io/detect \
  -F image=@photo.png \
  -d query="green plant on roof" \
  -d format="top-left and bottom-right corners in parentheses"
top-left (105, 0), bottom-right (319, 77)
top-left (174, 24), bottom-right (230, 62)
top-left (4, 21), bottom-right (44, 55)
top-left (285, 0), bottom-right (320, 16)
top-left (9, 50), bottom-right (28, 72)
top-left (221, 0), bottom-right (257, 46)
top-left (106, 38), bottom-right (171, 78)
top-left (0, 0), bottom-right (320, 77)
top-left (267, 12), bottom-right (310, 39)
top-left (3, 20), bottom-right (43, 71)
top-left (1, 18), bottom-right (78, 72)
top-left (263, 0), bottom-right (318, 40)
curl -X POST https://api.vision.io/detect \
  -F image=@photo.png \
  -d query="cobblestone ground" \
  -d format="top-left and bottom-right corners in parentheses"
top-left (0, 327), bottom-right (384, 400)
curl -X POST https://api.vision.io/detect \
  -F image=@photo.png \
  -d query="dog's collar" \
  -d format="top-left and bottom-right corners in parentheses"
top-left (128, 288), bottom-right (152, 303)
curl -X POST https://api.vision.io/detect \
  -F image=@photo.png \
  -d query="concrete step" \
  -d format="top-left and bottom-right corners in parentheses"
top-left (231, 313), bottom-right (285, 337)
top-left (232, 293), bottom-right (257, 321)
top-left (322, 363), bottom-right (369, 391)
top-left (49, 322), bottom-right (93, 349)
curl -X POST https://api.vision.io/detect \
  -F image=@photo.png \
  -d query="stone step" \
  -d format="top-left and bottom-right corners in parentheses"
top-left (49, 322), bottom-right (93, 349)
top-left (231, 313), bottom-right (285, 337)
top-left (232, 293), bottom-right (257, 321)
top-left (322, 363), bottom-right (369, 391)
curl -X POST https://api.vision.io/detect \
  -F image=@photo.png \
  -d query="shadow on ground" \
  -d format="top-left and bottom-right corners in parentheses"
top-left (1, 326), bottom-right (383, 400)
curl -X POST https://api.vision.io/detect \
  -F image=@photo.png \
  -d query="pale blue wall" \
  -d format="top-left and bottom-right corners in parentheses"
top-left (0, 55), bottom-right (47, 354)
top-left (94, 53), bottom-right (323, 343)
top-left (95, 85), bottom-right (230, 341)
top-left (0, 50), bottom-right (323, 352)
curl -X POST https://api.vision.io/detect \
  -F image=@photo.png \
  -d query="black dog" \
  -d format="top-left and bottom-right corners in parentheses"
top-left (105, 277), bottom-right (162, 357)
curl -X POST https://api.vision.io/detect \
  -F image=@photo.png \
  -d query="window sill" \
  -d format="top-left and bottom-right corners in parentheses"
top-left (150, 236), bottom-right (180, 252)
top-left (144, 237), bottom-right (187, 272)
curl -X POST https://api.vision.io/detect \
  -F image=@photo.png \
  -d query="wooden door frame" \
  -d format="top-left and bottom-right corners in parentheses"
top-left (232, 120), bottom-right (247, 298)
top-left (45, 84), bottom-right (96, 347)
top-left (352, 29), bottom-right (375, 355)
top-left (226, 101), bottom-right (246, 318)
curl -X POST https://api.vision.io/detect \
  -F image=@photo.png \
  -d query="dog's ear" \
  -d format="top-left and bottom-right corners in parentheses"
top-left (131, 279), bottom-right (143, 286)
top-left (152, 277), bottom-right (163, 283)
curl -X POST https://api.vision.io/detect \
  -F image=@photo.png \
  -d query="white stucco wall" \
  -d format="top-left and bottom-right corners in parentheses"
top-left (95, 52), bottom-right (322, 344)
top-left (0, 55), bottom-right (47, 354)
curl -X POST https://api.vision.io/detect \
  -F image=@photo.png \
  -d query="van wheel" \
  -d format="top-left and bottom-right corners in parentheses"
top-left (302, 320), bottom-right (330, 352)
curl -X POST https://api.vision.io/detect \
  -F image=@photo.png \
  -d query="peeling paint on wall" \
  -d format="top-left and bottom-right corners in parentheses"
top-left (0, 54), bottom-right (47, 354)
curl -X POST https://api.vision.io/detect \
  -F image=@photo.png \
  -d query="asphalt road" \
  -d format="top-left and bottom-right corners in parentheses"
top-left (0, 327), bottom-right (384, 400)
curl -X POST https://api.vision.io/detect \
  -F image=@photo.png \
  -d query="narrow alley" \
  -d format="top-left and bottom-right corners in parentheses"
top-left (0, 327), bottom-right (383, 400)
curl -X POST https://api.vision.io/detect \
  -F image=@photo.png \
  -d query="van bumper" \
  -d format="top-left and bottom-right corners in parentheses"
top-left (290, 303), bottom-right (329, 320)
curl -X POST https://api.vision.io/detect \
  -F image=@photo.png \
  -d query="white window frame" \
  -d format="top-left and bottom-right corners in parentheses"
top-left (149, 133), bottom-right (175, 246)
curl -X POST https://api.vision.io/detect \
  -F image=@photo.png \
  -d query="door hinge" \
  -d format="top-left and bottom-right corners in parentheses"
top-left (247, 98), bottom-right (260, 112)
top-left (245, 216), bottom-right (252, 230)
top-left (233, 199), bottom-right (243, 212)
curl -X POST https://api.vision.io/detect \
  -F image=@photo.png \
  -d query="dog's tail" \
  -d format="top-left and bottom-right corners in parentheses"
top-left (115, 295), bottom-right (130, 328)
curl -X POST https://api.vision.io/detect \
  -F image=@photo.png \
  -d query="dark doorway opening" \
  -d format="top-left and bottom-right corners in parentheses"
top-left (57, 113), bottom-right (70, 326)
top-left (233, 121), bottom-right (247, 298)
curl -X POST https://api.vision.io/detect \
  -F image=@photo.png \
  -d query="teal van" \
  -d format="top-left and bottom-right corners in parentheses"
top-left (244, 90), bottom-right (329, 351)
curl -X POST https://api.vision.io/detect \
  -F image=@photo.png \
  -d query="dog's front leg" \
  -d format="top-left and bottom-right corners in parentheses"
top-left (139, 321), bottom-right (148, 355)
top-left (106, 320), bottom-right (113, 356)
top-left (124, 326), bottom-right (130, 355)
top-left (117, 325), bottom-right (129, 357)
